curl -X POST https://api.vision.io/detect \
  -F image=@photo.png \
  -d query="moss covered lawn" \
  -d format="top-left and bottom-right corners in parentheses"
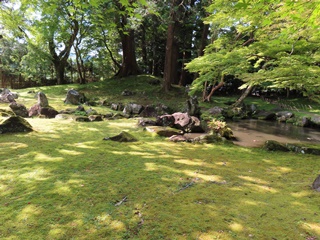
top-left (0, 76), bottom-right (320, 239)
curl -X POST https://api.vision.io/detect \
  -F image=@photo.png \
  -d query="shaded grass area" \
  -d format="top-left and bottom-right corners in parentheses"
top-left (1, 118), bottom-right (320, 240)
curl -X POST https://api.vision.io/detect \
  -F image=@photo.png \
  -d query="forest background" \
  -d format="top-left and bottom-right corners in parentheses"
top-left (0, 0), bottom-right (319, 102)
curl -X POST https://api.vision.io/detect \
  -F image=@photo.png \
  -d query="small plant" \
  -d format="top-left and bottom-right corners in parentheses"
top-left (208, 118), bottom-right (227, 133)
top-left (207, 118), bottom-right (233, 139)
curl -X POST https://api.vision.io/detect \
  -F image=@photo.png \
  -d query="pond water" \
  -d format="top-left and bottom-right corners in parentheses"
top-left (227, 119), bottom-right (320, 147)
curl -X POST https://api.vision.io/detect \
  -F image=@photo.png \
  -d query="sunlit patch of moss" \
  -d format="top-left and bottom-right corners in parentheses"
top-left (19, 167), bottom-right (51, 181)
top-left (301, 222), bottom-right (320, 236)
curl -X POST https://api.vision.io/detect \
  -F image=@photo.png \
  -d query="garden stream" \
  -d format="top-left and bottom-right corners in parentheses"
top-left (227, 119), bottom-right (320, 147)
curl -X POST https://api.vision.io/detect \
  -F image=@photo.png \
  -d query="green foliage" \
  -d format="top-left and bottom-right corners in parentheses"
top-left (187, 0), bottom-right (320, 101)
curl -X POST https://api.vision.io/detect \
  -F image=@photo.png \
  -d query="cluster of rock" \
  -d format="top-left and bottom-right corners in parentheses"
top-left (263, 140), bottom-right (320, 155)
top-left (207, 103), bottom-right (320, 128)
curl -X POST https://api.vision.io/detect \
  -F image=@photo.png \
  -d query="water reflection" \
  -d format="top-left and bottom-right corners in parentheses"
top-left (227, 119), bottom-right (320, 147)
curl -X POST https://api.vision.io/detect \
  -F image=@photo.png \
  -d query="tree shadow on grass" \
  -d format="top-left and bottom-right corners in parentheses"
top-left (0, 118), bottom-right (319, 239)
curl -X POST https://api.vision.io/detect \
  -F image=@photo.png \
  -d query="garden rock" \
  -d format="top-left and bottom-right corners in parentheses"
top-left (191, 134), bottom-right (226, 144)
top-left (37, 92), bottom-right (49, 107)
top-left (207, 106), bottom-right (223, 116)
top-left (123, 103), bottom-right (144, 116)
top-left (9, 102), bottom-right (28, 117)
top-left (39, 107), bottom-right (59, 118)
top-left (172, 112), bottom-right (191, 129)
top-left (0, 116), bottom-right (33, 134)
top-left (312, 175), bottom-right (320, 192)
top-left (253, 110), bottom-right (276, 120)
top-left (145, 126), bottom-right (183, 137)
top-left (72, 116), bottom-right (90, 122)
top-left (103, 131), bottom-right (137, 142)
top-left (86, 107), bottom-right (98, 116)
top-left (111, 103), bottom-right (124, 111)
top-left (169, 135), bottom-right (188, 142)
top-left (28, 104), bottom-right (41, 117)
top-left (139, 105), bottom-right (158, 118)
top-left (76, 105), bottom-right (86, 112)
top-left (296, 116), bottom-right (311, 127)
top-left (121, 90), bottom-right (134, 96)
top-left (186, 96), bottom-right (201, 118)
top-left (0, 88), bottom-right (17, 103)
top-left (156, 114), bottom-right (175, 127)
top-left (89, 115), bottom-right (103, 121)
top-left (276, 111), bottom-right (294, 122)
top-left (104, 113), bottom-right (114, 119)
top-left (138, 118), bottom-right (157, 127)
top-left (64, 89), bottom-right (86, 105)
top-left (155, 104), bottom-right (171, 115)
top-left (263, 140), bottom-right (289, 152)
top-left (310, 116), bottom-right (320, 128)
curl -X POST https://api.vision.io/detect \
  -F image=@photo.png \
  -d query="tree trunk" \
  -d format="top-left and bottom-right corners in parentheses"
top-left (163, 0), bottom-right (182, 92)
top-left (140, 23), bottom-right (148, 73)
top-left (204, 81), bottom-right (225, 102)
top-left (203, 74), bottom-right (225, 102)
top-left (48, 19), bottom-right (79, 85)
top-left (198, 23), bottom-right (210, 57)
top-left (114, 4), bottom-right (141, 78)
top-left (163, 23), bottom-right (175, 92)
top-left (232, 85), bottom-right (254, 107)
top-left (53, 60), bottom-right (67, 85)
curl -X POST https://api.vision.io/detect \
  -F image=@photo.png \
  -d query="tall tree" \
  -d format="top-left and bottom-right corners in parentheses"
top-left (163, 0), bottom-right (183, 92)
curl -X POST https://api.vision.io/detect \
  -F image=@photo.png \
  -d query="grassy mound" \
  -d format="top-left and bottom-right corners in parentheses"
top-left (0, 76), bottom-right (320, 239)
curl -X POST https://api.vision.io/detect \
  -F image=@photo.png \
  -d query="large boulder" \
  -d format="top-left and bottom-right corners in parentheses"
top-left (156, 112), bottom-right (205, 133)
top-left (123, 103), bottom-right (144, 116)
top-left (0, 116), bottom-right (33, 134)
top-left (64, 89), bottom-right (86, 105)
top-left (9, 102), bottom-right (28, 117)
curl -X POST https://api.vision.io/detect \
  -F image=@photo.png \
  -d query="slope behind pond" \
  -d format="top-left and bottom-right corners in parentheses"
top-left (0, 117), bottom-right (319, 240)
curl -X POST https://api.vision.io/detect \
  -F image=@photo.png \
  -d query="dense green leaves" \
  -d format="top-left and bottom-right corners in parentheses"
top-left (187, 0), bottom-right (320, 101)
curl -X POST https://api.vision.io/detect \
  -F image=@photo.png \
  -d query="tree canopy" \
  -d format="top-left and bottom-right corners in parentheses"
top-left (0, 0), bottom-right (319, 101)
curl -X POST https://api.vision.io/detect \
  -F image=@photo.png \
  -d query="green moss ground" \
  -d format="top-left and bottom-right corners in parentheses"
top-left (1, 76), bottom-right (320, 239)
